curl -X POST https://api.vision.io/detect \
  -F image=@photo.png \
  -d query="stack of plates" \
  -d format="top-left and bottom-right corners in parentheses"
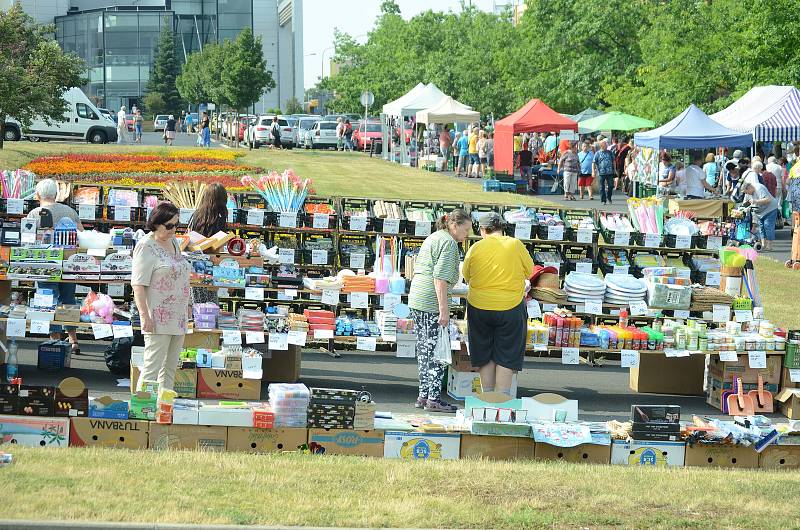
top-left (604, 274), bottom-right (647, 304)
top-left (564, 272), bottom-right (606, 304)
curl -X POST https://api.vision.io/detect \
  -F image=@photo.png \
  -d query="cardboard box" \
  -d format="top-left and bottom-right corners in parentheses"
top-left (196, 368), bottom-right (261, 400)
top-left (197, 402), bottom-right (254, 427)
top-left (758, 445), bottom-right (800, 470)
top-left (88, 396), bottom-right (129, 419)
top-left (610, 440), bottom-right (686, 467)
top-left (129, 390), bottom-right (157, 421)
top-left (775, 388), bottom-right (800, 420)
top-left (535, 442), bottom-right (611, 464)
top-left (307, 428), bottom-right (385, 457)
top-left (172, 399), bottom-right (200, 425)
top-left (708, 355), bottom-right (782, 386)
top-left (18, 385), bottom-right (55, 416)
top-left (260, 344), bottom-right (302, 383)
top-left (0, 415), bottom-right (70, 447)
top-left (630, 353), bottom-right (705, 395)
top-left (781, 367), bottom-right (798, 390)
top-left (450, 343), bottom-right (472, 372)
top-left (684, 443), bottom-right (759, 468)
top-left (354, 402), bottom-right (375, 430)
top-left (148, 424), bottom-right (227, 451)
top-left (184, 330), bottom-right (222, 350)
top-left (226, 427), bottom-right (308, 453)
top-left (130, 365), bottom-right (197, 398)
top-left (0, 384), bottom-right (18, 415)
top-left (54, 377), bottom-right (88, 418)
top-left (69, 417), bottom-right (150, 449)
top-left (383, 431), bottom-right (461, 460)
top-left (460, 434), bottom-right (536, 460)
top-left (54, 304), bottom-right (81, 322)
top-left (447, 367), bottom-right (517, 400)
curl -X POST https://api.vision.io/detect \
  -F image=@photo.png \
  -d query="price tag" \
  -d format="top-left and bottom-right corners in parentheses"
top-left (382, 218), bottom-right (400, 234)
top-left (396, 339), bottom-right (415, 358)
top-left (675, 350), bottom-right (692, 357)
top-left (268, 332), bottom-right (289, 351)
top-left (673, 310), bottom-right (690, 319)
top-left (314, 329), bottom-right (334, 340)
top-left (644, 233), bottom-right (660, 248)
top-left (576, 262), bottom-right (593, 274)
top-left (613, 231), bottom-right (630, 246)
top-left (629, 300), bottom-right (648, 316)
top-left (675, 235), bottom-right (692, 249)
top-left (6, 318), bottom-right (25, 338)
top-left (706, 236), bottom-right (723, 250)
top-left (277, 248), bottom-right (295, 265)
top-left (217, 288), bottom-right (230, 299)
top-left (179, 208), bottom-right (194, 225)
top-left (282, 289), bottom-right (297, 299)
top-left (245, 287), bottom-right (264, 301)
top-left (747, 350), bottom-right (767, 369)
top-left (584, 299), bottom-right (603, 315)
top-left (719, 351), bottom-right (738, 362)
top-left (349, 216), bottom-right (368, 232)
top-left (85, 248), bottom-right (105, 258)
top-left (311, 249), bottom-right (328, 265)
top-left (114, 206), bottom-right (131, 222)
top-left (313, 213), bottom-right (330, 229)
top-left (5, 198), bottom-right (23, 215)
top-left (242, 356), bottom-right (263, 380)
top-left (245, 331), bottom-right (265, 344)
top-left (712, 304), bottom-right (731, 324)
top-left (383, 293), bottom-right (402, 312)
top-left (222, 329), bottom-right (242, 345)
top-left (279, 212), bottom-right (297, 228)
top-left (321, 289), bottom-right (340, 306)
top-left (576, 229), bottom-right (593, 244)
top-left (288, 330), bottom-right (307, 346)
top-left (547, 225), bottom-right (564, 241)
top-left (734, 310), bottom-right (753, 323)
top-left (246, 209), bottom-right (265, 226)
top-left (526, 300), bottom-right (542, 319)
top-left (33, 293), bottom-right (54, 307)
top-left (612, 265), bottom-right (629, 275)
top-left (78, 203), bottom-right (96, 221)
top-left (664, 349), bottom-right (679, 358)
top-left (450, 340), bottom-right (461, 351)
top-left (357, 336), bottom-right (377, 351)
top-left (414, 221), bottom-right (432, 237)
top-left (30, 320), bottom-right (50, 335)
top-left (92, 323), bottom-right (113, 339)
top-left (514, 223), bottom-right (532, 240)
top-left (705, 271), bottom-right (721, 287)
top-left (350, 292), bottom-right (369, 309)
top-left (789, 369), bottom-right (800, 383)
top-left (112, 324), bottom-right (133, 338)
top-left (620, 349), bottom-right (640, 368)
top-left (562, 347), bottom-right (580, 365)
top-left (349, 252), bottom-right (366, 269)
top-left (542, 304), bottom-right (558, 312)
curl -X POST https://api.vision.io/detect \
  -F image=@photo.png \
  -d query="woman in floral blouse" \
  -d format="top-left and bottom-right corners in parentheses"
top-left (132, 202), bottom-right (191, 392)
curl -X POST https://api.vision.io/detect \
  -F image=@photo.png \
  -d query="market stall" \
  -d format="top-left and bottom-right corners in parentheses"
top-left (577, 111), bottom-right (655, 133)
top-left (381, 83), bottom-right (448, 166)
top-left (415, 96), bottom-right (480, 169)
top-left (567, 108), bottom-right (605, 134)
top-left (710, 85), bottom-right (800, 142)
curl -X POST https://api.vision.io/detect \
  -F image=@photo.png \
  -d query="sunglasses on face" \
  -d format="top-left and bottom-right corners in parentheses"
top-left (162, 222), bottom-right (178, 230)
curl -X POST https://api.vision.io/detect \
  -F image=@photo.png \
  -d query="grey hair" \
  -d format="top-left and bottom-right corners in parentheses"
top-left (752, 161), bottom-right (764, 172)
top-left (35, 179), bottom-right (58, 200)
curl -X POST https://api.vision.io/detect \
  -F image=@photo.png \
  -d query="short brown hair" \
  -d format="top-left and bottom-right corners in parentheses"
top-left (146, 201), bottom-right (179, 231)
top-left (436, 208), bottom-right (470, 231)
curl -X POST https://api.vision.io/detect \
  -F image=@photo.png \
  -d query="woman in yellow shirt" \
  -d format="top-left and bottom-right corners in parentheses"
top-left (462, 212), bottom-right (533, 395)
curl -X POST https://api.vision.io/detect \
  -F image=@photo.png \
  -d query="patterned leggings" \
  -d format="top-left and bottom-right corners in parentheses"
top-left (411, 309), bottom-right (446, 401)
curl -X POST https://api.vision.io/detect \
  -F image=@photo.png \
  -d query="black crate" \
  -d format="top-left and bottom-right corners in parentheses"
top-left (339, 234), bottom-right (374, 270)
top-left (105, 205), bottom-right (144, 223)
top-left (271, 211), bottom-right (303, 229)
top-left (0, 198), bottom-right (37, 216)
top-left (696, 234), bottom-right (729, 250)
top-left (562, 245), bottom-right (597, 274)
top-left (469, 203), bottom-right (502, 233)
top-left (236, 207), bottom-right (269, 226)
top-left (662, 233), bottom-right (698, 249)
top-left (535, 224), bottom-right (573, 242)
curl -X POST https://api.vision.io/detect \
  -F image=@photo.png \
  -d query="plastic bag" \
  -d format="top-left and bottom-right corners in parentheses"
top-left (433, 326), bottom-right (452, 364)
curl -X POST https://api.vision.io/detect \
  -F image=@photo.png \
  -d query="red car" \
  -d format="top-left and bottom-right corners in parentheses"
top-left (237, 115), bottom-right (256, 141)
top-left (353, 121), bottom-right (382, 150)
top-left (125, 114), bottom-right (134, 132)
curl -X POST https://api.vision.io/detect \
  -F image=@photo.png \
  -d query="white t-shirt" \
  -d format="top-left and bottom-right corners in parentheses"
top-left (750, 182), bottom-right (778, 216)
top-left (117, 110), bottom-right (126, 129)
top-left (742, 168), bottom-right (760, 187)
top-left (766, 162), bottom-right (783, 181)
top-left (685, 164), bottom-right (707, 197)
top-left (674, 168), bottom-right (687, 195)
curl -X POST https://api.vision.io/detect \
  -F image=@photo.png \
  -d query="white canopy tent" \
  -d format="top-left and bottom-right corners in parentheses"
top-left (710, 85), bottom-right (800, 142)
top-left (415, 96), bottom-right (479, 125)
top-left (381, 83), bottom-right (448, 164)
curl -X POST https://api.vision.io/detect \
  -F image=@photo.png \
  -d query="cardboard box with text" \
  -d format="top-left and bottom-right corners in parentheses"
top-left (69, 417), bottom-right (149, 449)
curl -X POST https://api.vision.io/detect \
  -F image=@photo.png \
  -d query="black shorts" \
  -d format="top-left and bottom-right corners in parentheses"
top-left (467, 301), bottom-right (527, 371)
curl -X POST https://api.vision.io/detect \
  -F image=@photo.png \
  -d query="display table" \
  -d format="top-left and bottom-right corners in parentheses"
top-left (668, 198), bottom-right (732, 219)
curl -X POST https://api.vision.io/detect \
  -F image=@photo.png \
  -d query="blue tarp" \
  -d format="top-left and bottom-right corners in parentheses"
top-left (634, 104), bottom-right (752, 150)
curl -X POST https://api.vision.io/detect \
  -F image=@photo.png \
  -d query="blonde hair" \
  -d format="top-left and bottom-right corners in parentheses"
top-left (705, 153), bottom-right (715, 163)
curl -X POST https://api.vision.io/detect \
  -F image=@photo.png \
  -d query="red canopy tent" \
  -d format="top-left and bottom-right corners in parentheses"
top-left (494, 99), bottom-right (579, 176)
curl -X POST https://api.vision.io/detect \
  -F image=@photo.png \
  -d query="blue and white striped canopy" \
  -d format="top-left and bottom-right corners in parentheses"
top-left (710, 85), bottom-right (800, 142)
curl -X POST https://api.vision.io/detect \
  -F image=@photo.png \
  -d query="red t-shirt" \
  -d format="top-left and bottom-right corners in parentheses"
top-left (761, 171), bottom-right (777, 197)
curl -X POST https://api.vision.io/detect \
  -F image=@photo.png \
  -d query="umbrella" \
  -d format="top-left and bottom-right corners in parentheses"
top-left (578, 111), bottom-right (655, 132)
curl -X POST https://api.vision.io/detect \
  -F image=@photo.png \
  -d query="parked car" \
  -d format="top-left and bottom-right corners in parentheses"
top-left (125, 114), bottom-right (134, 132)
top-left (296, 116), bottom-right (321, 148)
top-left (308, 120), bottom-right (339, 149)
top-left (247, 115), bottom-right (291, 148)
top-left (153, 114), bottom-right (169, 132)
top-left (237, 115), bottom-right (257, 141)
top-left (277, 115), bottom-right (296, 147)
top-left (353, 120), bottom-right (382, 150)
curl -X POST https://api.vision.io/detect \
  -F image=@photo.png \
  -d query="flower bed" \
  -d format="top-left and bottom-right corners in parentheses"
top-left (24, 154), bottom-right (256, 176)
top-left (71, 173), bottom-right (253, 191)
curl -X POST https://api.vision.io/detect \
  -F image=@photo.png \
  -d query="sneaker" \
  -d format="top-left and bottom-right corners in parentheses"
top-left (414, 397), bottom-right (427, 409)
top-left (424, 398), bottom-right (458, 413)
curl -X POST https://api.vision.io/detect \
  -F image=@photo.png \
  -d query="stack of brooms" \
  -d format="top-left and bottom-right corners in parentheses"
top-left (163, 181), bottom-right (208, 209)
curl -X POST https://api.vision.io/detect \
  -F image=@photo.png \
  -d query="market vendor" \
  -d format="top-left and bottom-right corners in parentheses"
top-left (462, 212), bottom-right (533, 396)
top-left (28, 178), bottom-right (84, 356)
top-left (408, 209), bottom-right (471, 413)
top-left (188, 183), bottom-right (229, 305)
top-left (132, 202), bottom-right (192, 392)
top-left (684, 154), bottom-right (718, 199)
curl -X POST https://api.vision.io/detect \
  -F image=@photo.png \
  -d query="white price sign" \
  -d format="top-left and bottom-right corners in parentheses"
top-left (246, 209), bottom-right (265, 226)
top-left (542, 304), bottom-right (558, 312)
top-left (92, 323), bottom-right (113, 339)
top-left (222, 329), bottom-right (242, 345)
top-left (383, 293), bottom-right (402, 312)
top-left (313, 213), bottom-right (330, 229)
top-left (789, 369), bottom-right (800, 383)
top-left (576, 229), bottom-right (593, 244)
top-left (6, 318), bottom-right (25, 338)
top-left (734, 310), bottom-right (753, 323)
top-left (644, 233), bottom-right (661, 248)
top-left (321, 289), bottom-right (340, 306)
top-left (673, 310), bottom-right (691, 319)
top-left (114, 206), bottom-right (131, 222)
top-left (349, 252), bottom-right (366, 269)
top-left (245, 287), bottom-right (264, 301)
top-left (748, 350), bottom-right (767, 369)
top-left (396, 340), bottom-right (415, 358)
top-left (719, 351), bottom-right (738, 362)
top-left (414, 221), bottom-right (432, 237)
top-left (313, 329), bottom-right (334, 340)
top-left (78, 203), bottom-right (96, 221)
top-left (349, 216), bottom-right (368, 232)
top-left (705, 271), bottom-right (721, 287)
top-left (612, 265), bottom-right (629, 275)
top-left (576, 262), bottom-right (593, 274)
top-left (277, 248), bottom-right (295, 265)
top-left (245, 331), bottom-right (265, 344)
top-left (382, 218), bottom-right (400, 234)
top-left (356, 336), bottom-right (377, 351)
top-left (279, 212), bottom-right (297, 228)
top-left (5, 198), bottom-right (23, 215)
top-left (629, 300), bottom-right (648, 316)
top-left (613, 231), bottom-right (630, 246)
top-left (287, 330), bottom-right (307, 346)
top-left (179, 208), bottom-right (194, 225)
top-left (561, 347), bottom-right (580, 365)
top-left (108, 284), bottom-right (124, 297)
top-left (675, 235), bottom-right (692, 249)
top-left (514, 223), bottom-right (532, 240)
top-left (526, 300), bottom-right (542, 319)
top-left (706, 236), bottom-right (723, 250)
top-left (29, 320), bottom-right (50, 335)
top-left (620, 349), bottom-right (640, 368)
top-left (584, 299), bottom-right (603, 315)
top-left (268, 332), bottom-right (289, 351)
top-left (547, 225), bottom-right (564, 241)
top-left (712, 304), bottom-right (731, 324)
top-left (350, 292), bottom-right (369, 309)
top-left (242, 356), bottom-right (263, 380)
top-left (112, 324), bottom-right (133, 338)
top-left (450, 340), bottom-right (461, 351)
top-left (311, 249), bottom-right (328, 265)
top-left (33, 293), bottom-right (54, 307)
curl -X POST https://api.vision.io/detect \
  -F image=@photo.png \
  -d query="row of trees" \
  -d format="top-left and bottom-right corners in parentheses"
top-left (321, 0), bottom-right (800, 124)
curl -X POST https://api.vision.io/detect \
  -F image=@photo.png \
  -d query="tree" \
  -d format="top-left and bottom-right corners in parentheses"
top-left (142, 92), bottom-right (166, 117)
top-left (285, 96), bottom-right (303, 115)
top-left (145, 24), bottom-right (182, 116)
top-left (0, 4), bottom-right (85, 149)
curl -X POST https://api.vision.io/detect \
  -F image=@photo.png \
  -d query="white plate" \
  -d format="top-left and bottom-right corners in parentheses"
top-left (564, 273), bottom-right (605, 290)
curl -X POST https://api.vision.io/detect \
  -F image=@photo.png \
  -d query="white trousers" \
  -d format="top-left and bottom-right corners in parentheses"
top-left (138, 333), bottom-right (184, 392)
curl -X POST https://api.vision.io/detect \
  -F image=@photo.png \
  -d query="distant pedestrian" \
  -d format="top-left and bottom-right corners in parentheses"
top-left (452, 132), bottom-right (462, 173)
top-left (185, 113), bottom-right (193, 134)
top-left (487, 132), bottom-right (494, 172)
top-left (578, 141), bottom-right (594, 200)
top-left (456, 132), bottom-right (469, 177)
top-left (593, 140), bottom-right (616, 204)
top-left (439, 127), bottom-right (452, 166)
top-left (134, 110), bottom-right (143, 143)
top-left (477, 130), bottom-right (488, 178)
top-left (179, 111), bottom-right (186, 133)
top-left (164, 115), bottom-right (176, 146)
top-left (335, 117), bottom-right (344, 151)
top-left (270, 116), bottom-right (282, 149)
top-left (116, 106), bottom-right (128, 144)
top-left (201, 111), bottom-right (211, 147)
top-left (343, 119), bottom-right (354, 151)
top-left (519, 145), bottom-right (533, 188)
top-left (558, 141), bottom-right (580, 201)
top-left (467, 128), bottom-right (479, 178)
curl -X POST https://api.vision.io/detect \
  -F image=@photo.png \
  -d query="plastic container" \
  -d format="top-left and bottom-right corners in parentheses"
top-left (6, 340), bottom-right (18, 382)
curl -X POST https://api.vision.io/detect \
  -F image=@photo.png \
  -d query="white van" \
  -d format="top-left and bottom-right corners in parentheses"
top-left (3, 88), bottom-right (118, 144)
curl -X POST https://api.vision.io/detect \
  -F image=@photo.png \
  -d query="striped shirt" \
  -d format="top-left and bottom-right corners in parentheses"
top-left (408, 230), bottom-right (460, 314)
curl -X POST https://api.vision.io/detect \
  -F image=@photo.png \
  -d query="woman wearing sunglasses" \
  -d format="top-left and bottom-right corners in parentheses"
top-left (132, 202), bottom-right (192, 392)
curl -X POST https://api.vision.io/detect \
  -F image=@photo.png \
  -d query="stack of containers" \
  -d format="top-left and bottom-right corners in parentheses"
top-left (238, 309), bottom-right (265, 332)
top-left (193, 303), bottom-right (219, 330)
top-left (268, 383), bottom-right (310, 428)
top-left (304, 309), bottom-right (335, 334)
top-left (307, 388), bottom-right (358, 429)
top-left (542, 312), bottom-right (583, 347)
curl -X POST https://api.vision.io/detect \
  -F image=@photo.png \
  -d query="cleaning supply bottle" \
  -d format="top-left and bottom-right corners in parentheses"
top-left (619, 308), bottom-right (629, 328)
top-left (6, 340), bottom-right (18, 382)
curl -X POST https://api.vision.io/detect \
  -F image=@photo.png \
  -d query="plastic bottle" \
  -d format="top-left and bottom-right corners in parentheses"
top-left (599, 329), bottom-right (610, 350)
top-left (619, 309), bottom-right (629, 329)
top-left (6, 340), bottom-right (18, 382)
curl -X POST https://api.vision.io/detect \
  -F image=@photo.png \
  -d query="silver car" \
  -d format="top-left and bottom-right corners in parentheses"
top-left (296, 116), bottom-right (321, 148)
top-left (309, 120), bottom-right (339, 149)
top-left (153, 114), bottom-right (169, 132)
top-left (248, 115), bottom-right (290, 148)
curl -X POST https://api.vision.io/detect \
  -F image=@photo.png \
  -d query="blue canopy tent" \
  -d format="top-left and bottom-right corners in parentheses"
top-left (634, 104), bottom-right (752, 150)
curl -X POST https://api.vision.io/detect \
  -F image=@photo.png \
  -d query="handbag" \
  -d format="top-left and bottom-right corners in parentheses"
top-left (433, 325), bottom-right (452, 364)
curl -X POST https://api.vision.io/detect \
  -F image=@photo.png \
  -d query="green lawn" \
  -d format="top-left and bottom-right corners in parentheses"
top-left (2, 446), bottom-right (799, 529)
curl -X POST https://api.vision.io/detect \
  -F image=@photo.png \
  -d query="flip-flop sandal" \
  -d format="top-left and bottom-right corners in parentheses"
top-left (70, 344), bottom-right (82, 356)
